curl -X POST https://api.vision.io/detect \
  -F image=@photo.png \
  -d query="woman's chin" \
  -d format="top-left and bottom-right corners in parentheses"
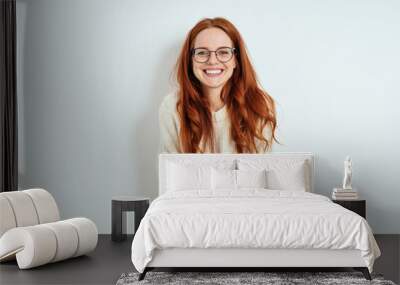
top-left (200, 80), bottom-right (227, 89)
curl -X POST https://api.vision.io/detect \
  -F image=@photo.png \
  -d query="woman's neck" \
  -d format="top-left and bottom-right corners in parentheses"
top-left (205, 86), bottom-right (225, 112)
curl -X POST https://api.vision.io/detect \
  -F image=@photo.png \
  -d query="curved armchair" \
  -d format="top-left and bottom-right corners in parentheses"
top-left (0, 188), bottom-right (98, 269)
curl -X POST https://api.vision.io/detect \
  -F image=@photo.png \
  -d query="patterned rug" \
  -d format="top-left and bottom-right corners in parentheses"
top-left (116, 271), bottom-right (396, 285)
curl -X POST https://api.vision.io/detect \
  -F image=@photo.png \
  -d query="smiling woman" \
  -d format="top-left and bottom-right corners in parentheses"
top-left (159, 17), bottom-right (278, 153)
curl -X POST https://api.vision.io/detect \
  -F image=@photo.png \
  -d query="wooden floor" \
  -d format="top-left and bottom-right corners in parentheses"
top-left (0, 234), bottom-right (398, 285)
top-left (0, 235), bottom-right (134, 285)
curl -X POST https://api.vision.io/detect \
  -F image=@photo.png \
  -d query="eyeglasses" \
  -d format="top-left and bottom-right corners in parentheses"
top-left (191, 47), bottom-right (236, 63)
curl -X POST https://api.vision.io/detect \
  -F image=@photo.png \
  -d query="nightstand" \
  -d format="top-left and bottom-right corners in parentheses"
top-left (332, 199), bottom-right (366, 219)
top-left (111, 196), bottom-right (150, 242)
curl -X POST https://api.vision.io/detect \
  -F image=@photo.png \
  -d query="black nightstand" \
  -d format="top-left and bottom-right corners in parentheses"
top-left (111, 196), bottom-right (150, 242)
top-left (332, 199), bottom-right (366, 219)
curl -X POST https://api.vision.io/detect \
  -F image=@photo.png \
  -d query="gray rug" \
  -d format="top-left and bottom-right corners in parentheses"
top-left (116, 271), bottom-right (396, 285)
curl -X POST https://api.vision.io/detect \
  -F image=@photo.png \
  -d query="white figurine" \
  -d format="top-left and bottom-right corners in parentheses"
top-left (342, 156), bottom-right (352, 190)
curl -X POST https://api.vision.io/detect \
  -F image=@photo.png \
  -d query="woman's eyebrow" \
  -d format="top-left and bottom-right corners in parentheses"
top-left (193, 46), bottom-right (233, 49)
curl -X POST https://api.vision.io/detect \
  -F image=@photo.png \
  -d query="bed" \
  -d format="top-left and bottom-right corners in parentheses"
top-left (131, 153), bottom-right (381, 281)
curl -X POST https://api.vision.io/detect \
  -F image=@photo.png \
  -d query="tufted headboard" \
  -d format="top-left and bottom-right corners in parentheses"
top-left (159, 153), bottom-right (314, 195)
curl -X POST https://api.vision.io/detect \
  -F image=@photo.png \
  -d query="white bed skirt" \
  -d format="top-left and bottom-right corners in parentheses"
top-left (147, 248), bottom-right (366, 268)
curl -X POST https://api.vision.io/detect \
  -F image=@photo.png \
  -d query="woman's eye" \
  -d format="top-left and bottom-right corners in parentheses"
top-left (217, 49), bottom-right (231, 56)
top-left (197, 51), bottom-right (208, 56)
top-left (218, 51), bottom-right (229, 55)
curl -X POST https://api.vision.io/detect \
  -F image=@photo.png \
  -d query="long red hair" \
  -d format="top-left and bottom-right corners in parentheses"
top-left (175, 17), bottom-right (277, 153)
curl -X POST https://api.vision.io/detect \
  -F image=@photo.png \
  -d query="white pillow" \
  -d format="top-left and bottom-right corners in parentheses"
top-left (211, 168), bottom-right (236, 190)
top-left (237, 159), bottom-right (309, 191)
top-left (237, 169), bottom-right (268, 189)
top-left (266, 165), bottom-right (306, 191)
top-left (211, 168), bottom-right (268, 190)
top-left (166, 161), bottom-right (212, 191)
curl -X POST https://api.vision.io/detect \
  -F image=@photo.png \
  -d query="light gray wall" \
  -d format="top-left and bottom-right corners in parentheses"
top-left (17, 0), bottom-right (400, 234)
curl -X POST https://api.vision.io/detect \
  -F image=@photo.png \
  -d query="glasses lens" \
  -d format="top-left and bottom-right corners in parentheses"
top-left (193, 49), bottom-right (209, 63)
top-left (216, 48), bottom-right (233, 62)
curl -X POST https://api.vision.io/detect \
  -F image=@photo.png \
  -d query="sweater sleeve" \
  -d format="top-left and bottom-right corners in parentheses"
top-left (159, 101), bottom-right (180, 153)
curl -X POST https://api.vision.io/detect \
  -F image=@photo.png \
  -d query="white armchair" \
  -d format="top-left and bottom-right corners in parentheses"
top-left (0, 188), bottom-right (98, 269)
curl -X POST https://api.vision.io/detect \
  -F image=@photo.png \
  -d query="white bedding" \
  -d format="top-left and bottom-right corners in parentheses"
top-left (131, 189), bottom-right (380, 273)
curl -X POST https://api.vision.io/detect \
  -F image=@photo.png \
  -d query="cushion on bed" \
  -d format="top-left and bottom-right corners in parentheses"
top-left (237, 169), bottom-right (268, 189)
top-left (211, 168), bottom-right (236, 190)
top-left (237, 159), bottom-right (309, 191)
top-left (211, 169), bottom-right (268, 190)
top-left (166, 161), bottom-right (212, 191)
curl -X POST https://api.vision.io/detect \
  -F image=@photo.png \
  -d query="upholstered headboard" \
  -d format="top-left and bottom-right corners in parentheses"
top-left (159, 153), bottom-right (314, 195)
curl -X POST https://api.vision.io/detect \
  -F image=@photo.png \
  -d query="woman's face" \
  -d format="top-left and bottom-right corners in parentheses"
top-left (192, 27), bottom-right (236, 93)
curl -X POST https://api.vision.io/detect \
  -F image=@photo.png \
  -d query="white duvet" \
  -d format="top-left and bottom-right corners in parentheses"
top-left (131, 189), bottom-right (380, 273)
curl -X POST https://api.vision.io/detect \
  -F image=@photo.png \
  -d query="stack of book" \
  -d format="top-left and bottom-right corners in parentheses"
top-left (332, 188), bottom-right (359, 200)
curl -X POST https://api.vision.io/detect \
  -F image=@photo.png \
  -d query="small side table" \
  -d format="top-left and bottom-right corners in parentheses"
top-left (332, 199), bottom-right (366, 219)
top-left (111, 196), bottom-right (150, 242)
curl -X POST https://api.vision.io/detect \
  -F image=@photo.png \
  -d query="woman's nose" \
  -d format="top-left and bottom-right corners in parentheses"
top-left (207, 52), bottom-right (218, 64)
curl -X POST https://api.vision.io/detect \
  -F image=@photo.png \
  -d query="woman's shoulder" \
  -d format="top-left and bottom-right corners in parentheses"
top-left (159, 91), bottom-right (179, 114)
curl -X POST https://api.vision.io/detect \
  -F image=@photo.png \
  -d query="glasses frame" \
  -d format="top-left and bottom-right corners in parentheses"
top-left (191, 47), bottom-right (236, 63)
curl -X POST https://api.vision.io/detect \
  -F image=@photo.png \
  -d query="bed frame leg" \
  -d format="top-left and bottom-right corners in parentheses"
top-left (138, 268), bottom-right (148, 281)
top-left (354, 267), bottom-right (371, 280)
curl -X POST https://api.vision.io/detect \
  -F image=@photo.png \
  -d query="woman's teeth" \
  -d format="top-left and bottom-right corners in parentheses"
top-left (204, 69), bottom-right (223, 76)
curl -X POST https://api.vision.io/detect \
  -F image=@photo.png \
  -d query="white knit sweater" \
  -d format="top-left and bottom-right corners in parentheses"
top-left (158, 92), bottom-right (272, 153)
